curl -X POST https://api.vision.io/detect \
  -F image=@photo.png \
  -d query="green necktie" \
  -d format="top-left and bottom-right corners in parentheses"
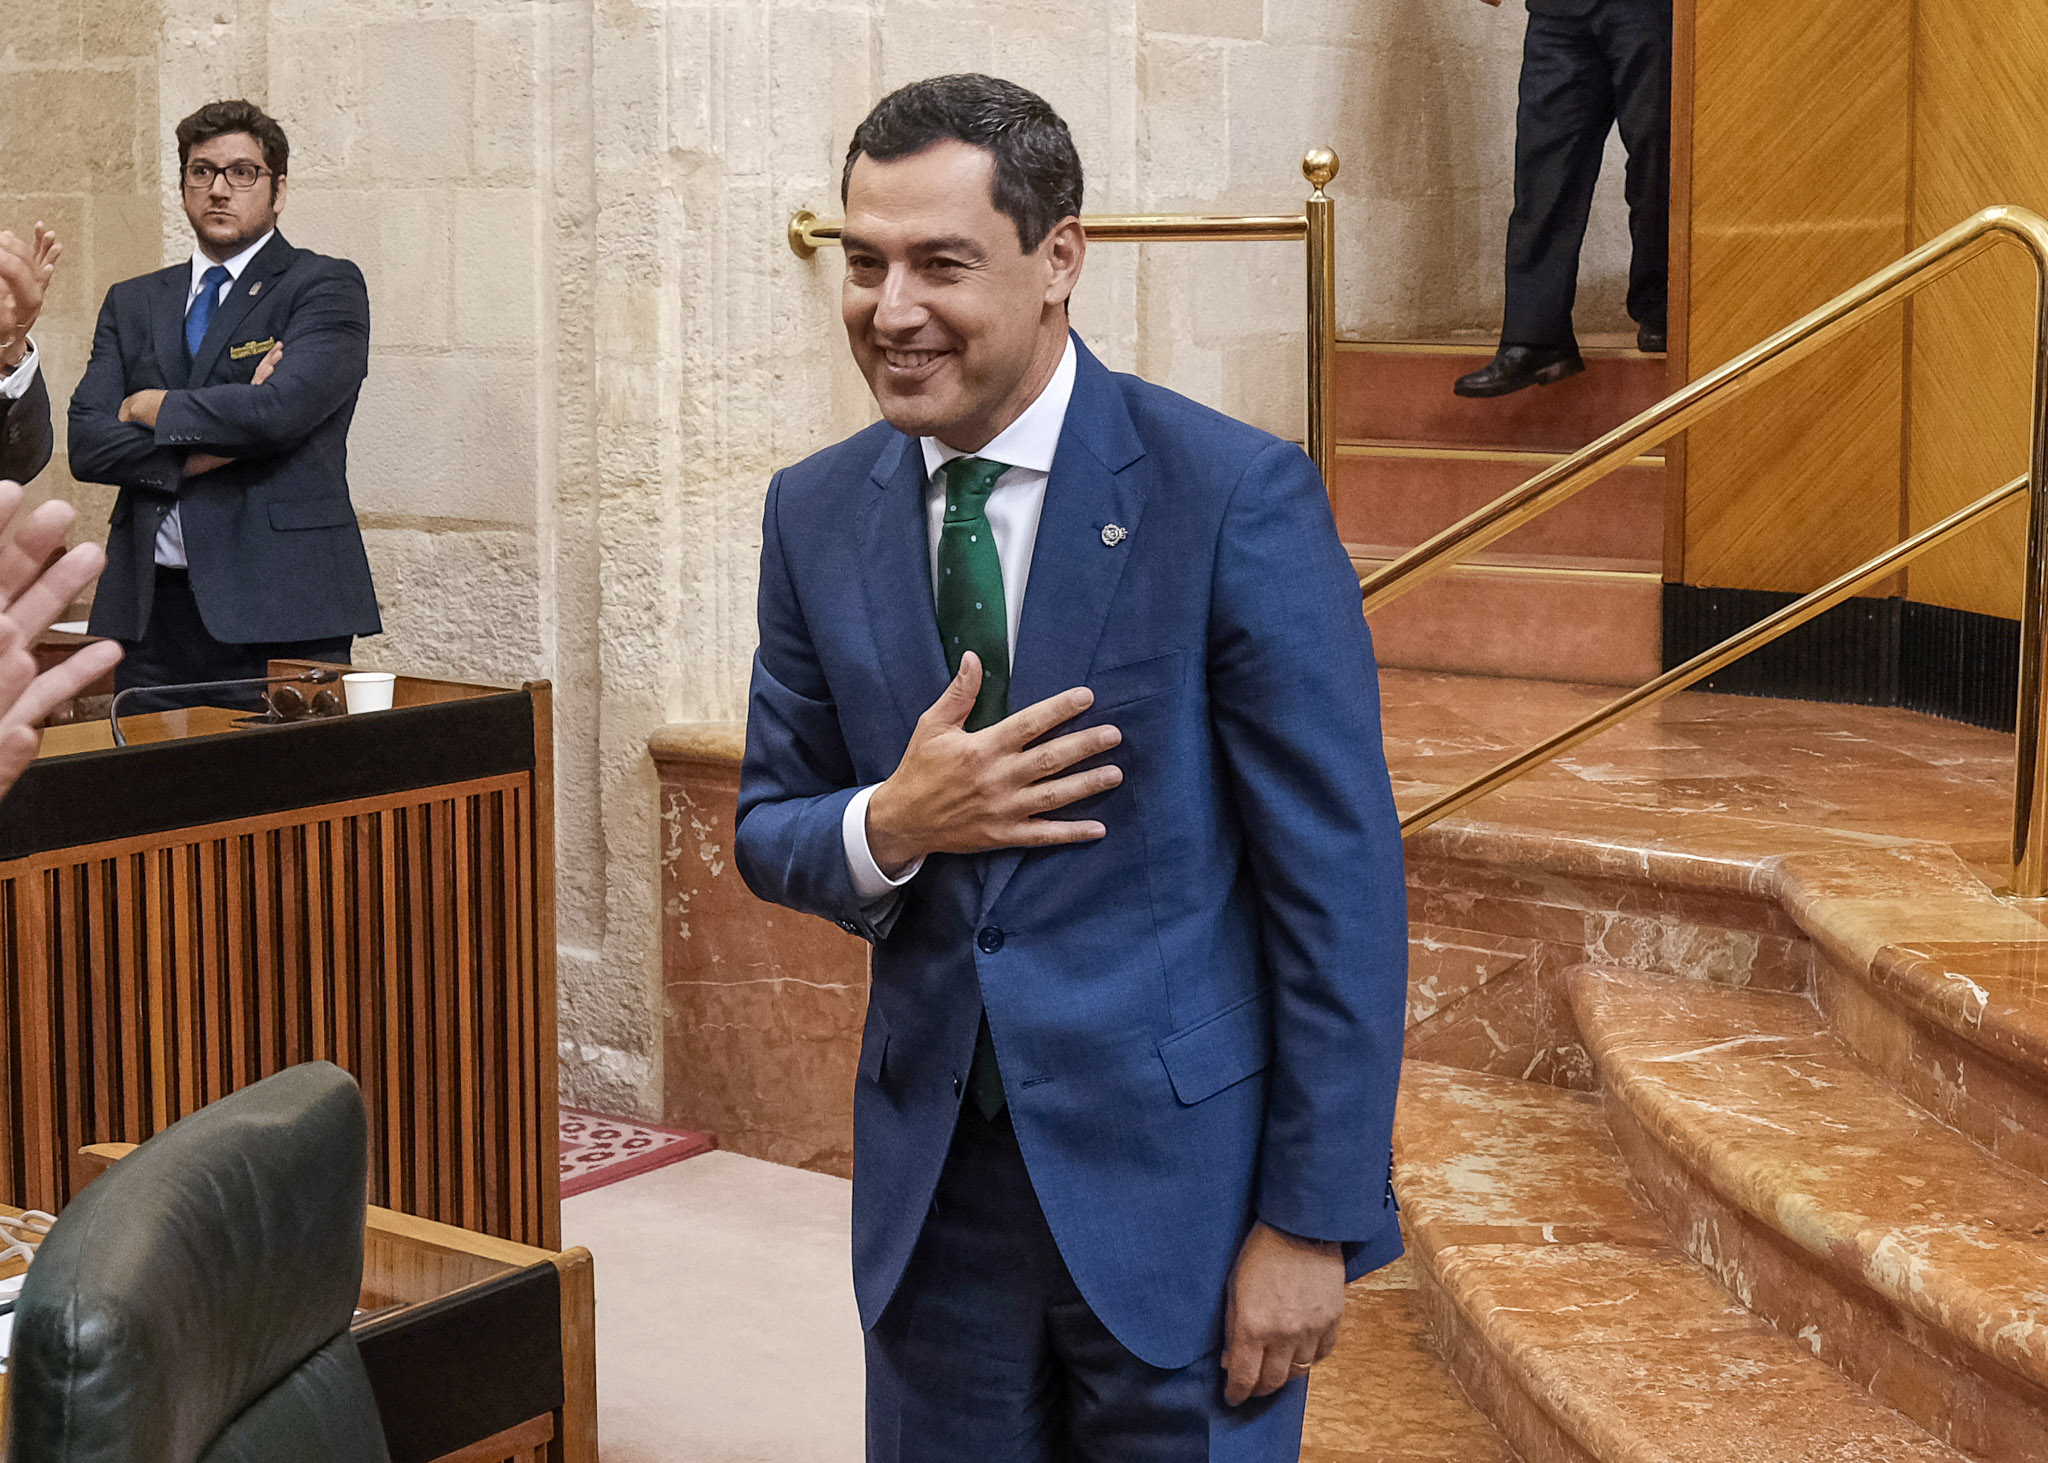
top-left (936, 456), bottom-right (1011, 732)
top-left (935, 455), bottom-right (1012, 1119)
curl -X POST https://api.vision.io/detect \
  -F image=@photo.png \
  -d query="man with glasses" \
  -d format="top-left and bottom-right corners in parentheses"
top-left (69, 99), bottom-right (379, 706)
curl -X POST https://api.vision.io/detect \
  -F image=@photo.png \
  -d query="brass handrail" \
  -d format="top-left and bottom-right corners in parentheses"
top-left (1369, 205), bottom-right (2048, 898)
top-left (788, 148), bottom-right (1342, 481)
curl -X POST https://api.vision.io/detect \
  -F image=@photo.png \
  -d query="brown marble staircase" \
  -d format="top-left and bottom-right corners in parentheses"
top-left (1335, 339), bottom-right (1669, 686)
top-left (1389, 871), bottom-right (2048, 1460)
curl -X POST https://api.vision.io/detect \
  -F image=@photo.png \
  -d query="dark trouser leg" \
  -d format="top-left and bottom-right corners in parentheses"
top-left (114, 566), bottom-right (352, 712)
top-left (865, 1109), bottom-right (1305, 1463)
top-left (1595, 0), bottom-right (1672, 332)
top-left (1501, 12), bottom-right (1618, 352)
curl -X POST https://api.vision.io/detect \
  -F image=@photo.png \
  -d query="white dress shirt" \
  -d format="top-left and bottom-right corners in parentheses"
top-left (0, 342), bottom-right (39, 400)
top-left (156, 229), bottom-right (275, 568)
top-left (840, 336), bottom-right (1080, 901)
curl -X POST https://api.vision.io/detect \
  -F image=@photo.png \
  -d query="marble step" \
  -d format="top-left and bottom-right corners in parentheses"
top-left (1331, 442), bottom-right (1666, 569)
top-left (1334, 342), bottom-right (1670, 454)
top-left (1406, 922), bottom-right (1539, 1030)
top-left (1570, 966), bottom-right (2048, 1461)
top-left (1394, 1061), bottom-right (1966, 1463)
top-left (1357, 553), bottom-right (1663, 687)
top-left (1302, 1255), bottom-right (1516, 1463)
top-left (1821, 938), bottom-right (2048, 1189)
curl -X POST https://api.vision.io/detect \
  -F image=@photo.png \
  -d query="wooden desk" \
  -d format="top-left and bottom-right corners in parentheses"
top-left (0, 667), bottom-right (560, 1247)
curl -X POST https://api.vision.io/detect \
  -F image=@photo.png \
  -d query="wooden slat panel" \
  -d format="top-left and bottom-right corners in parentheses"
top-left (510, 787), bottom-right (534, 1242)
top-left (478, 791), bottom-right (506, 1238)
top-left (0, 881), bottom-right (21, 1202)
top-left (433, 798), bottom-right (458, 1225)
top-left (1679, 0), bottom-right (1913, 592)
top-left (405, 804), bottom-right (435, 1221)
top-left (1902, 0), bottom-right (2048, 617)
top-left (86, 862), bottom-right (114, 1140)
top-left (170, 845), bottom-right (200, 1120)
top-left (113, 855), bottom-right (143, 1141)
top-left (16, 875), bottom-right (57, 1206)
top-left (454, 794), bottom-right (480, 1232)
top-left (0, 764), bottom-right (553, 1240)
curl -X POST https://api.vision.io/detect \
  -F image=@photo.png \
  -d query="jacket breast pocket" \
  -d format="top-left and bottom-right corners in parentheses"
top-left (1157, 989), bottom-right (1272, 1105)
top-left (1086, 650), bottom-right (1184, 713)
top-left (269, 500), bottom-right (357, 532)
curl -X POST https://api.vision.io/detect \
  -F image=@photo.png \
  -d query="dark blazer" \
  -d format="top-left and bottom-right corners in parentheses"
top-left (736, 338), bottom-right (1409, 1370)
top-left (1527, 0), bottom-right (1665, 16)
top-left (69, 233), bottom-right (381, 644)
top-left (0, 365), bottom-right (52, 485)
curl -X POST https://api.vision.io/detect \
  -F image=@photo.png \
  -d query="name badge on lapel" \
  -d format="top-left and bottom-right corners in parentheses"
top-left (230, 336), bottom-right (277, 361)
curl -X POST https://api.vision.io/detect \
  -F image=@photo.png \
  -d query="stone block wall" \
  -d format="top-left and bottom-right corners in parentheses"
top-left (13, 0), bottom-right (1637, 1120)
top-left (0, 0), bottom-right (164, 527)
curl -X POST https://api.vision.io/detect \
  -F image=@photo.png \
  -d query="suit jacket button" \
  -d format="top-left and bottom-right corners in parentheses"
top-left (976, 926), bottom-right (1004, 954)
top-left (837, 919), bottom-right (859, 935)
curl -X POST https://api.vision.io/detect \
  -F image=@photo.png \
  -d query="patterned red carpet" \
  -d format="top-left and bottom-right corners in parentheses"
top-left (560, 1109), bottom-right (715, 1197)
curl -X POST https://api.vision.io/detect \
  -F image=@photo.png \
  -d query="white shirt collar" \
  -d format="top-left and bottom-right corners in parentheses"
top-left (188, 229), bottom-right (276, 299)
top-left (919, 335), bottom-right (1078, 482)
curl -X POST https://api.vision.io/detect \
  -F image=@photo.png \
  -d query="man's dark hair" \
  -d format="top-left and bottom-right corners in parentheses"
top-left (176, 99), bottom-right (290, 181)
top-left (842, 75), bottom-right (1083, 253)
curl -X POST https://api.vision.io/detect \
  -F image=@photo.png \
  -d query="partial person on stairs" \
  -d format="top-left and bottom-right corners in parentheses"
top-left (1456, 0), bottom-right (1671, 399)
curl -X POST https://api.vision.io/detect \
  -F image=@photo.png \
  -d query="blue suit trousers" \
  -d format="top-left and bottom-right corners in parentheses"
top-left (865, 1108), bottom-right (1309, 1463)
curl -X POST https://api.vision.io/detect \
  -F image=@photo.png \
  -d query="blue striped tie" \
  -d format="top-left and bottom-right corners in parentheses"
top-left (185, 264), bottom-right (232, 359)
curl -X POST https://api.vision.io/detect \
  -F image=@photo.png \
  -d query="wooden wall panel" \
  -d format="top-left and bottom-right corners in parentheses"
top-left (0, 777), bottom-right (555, 1247)
top-left (1903, 3), bottom-right (2048, 618)
top-left (1679, 0), bottom-right (1913, 592)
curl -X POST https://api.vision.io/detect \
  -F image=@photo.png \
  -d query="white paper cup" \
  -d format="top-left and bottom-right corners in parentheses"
top-left (342, 672), bottom-right (396, 714)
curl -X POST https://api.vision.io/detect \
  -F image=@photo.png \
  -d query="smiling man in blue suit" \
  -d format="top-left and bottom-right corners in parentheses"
top-left (736, 74), bottom-right (1408, 1462)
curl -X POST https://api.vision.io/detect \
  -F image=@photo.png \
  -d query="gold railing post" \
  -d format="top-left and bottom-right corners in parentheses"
top-left (2011, 245), bottom-right (2048, 897)
top-left (1302, 148), bottom-right (1339, 487)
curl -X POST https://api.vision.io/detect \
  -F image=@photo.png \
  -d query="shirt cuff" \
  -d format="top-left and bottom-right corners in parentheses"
top-left (0, 342), bottom-right (38, 400)
top-left (842, 784), bottom-right (923, 903)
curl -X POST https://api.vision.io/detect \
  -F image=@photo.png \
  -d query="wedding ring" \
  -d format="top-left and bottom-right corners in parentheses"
top-left (1289, 1362), bottom-right (1313, 1376)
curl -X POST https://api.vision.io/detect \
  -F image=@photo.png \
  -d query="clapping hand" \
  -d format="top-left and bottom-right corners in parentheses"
top-left (0, 225), bottom-right (59, 372)
top-left (0, 482), bottom-right (121, 797)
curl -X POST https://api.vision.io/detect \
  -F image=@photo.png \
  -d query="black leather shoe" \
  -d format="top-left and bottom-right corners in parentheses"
top-left (1453, 346), bottom-right (1585, 398)
top-left (1637, 325), bottom-right (1667, 354)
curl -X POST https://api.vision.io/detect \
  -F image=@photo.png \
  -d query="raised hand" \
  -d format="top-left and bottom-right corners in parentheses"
top-left (0, 224), bottom-right (58, 369)
top-left (0, 481), bottom-right (123, 796)
top-left (864, 653), bottom-right (1123, 876)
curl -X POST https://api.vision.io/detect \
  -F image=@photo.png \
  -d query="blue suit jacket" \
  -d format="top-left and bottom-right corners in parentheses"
top-left (69, 233), bottom-right (381, 645)
top-left (736, 339), bottom-right (1408, 1370)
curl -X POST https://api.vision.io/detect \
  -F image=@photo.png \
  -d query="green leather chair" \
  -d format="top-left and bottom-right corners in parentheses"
top-left (3, 1062), bottom-right (391, 1462)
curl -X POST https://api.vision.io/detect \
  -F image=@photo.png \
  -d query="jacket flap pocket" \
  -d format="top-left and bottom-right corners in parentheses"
top-left (269, 499), bottom-right (357, 531)
top-left (858, 1009), bottom-right (890, 1081)
top-left (1086, 650), bottom-right (1184, 712)
top-left (1158, 990), bottom-right (1272, 1105)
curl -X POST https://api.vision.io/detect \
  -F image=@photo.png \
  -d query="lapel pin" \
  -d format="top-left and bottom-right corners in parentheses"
top-left (249, 281), bottom-right (262, 296)
top-left (1100, 523), bottom-right (1127, 547)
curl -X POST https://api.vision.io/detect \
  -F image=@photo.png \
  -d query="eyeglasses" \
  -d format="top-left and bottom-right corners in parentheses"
top-left (182, 161), bottom-right (274, 192)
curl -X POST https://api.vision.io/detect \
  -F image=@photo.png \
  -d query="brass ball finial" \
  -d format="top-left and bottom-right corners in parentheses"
top-left (1302, 147), bottom-right (1339, 193)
